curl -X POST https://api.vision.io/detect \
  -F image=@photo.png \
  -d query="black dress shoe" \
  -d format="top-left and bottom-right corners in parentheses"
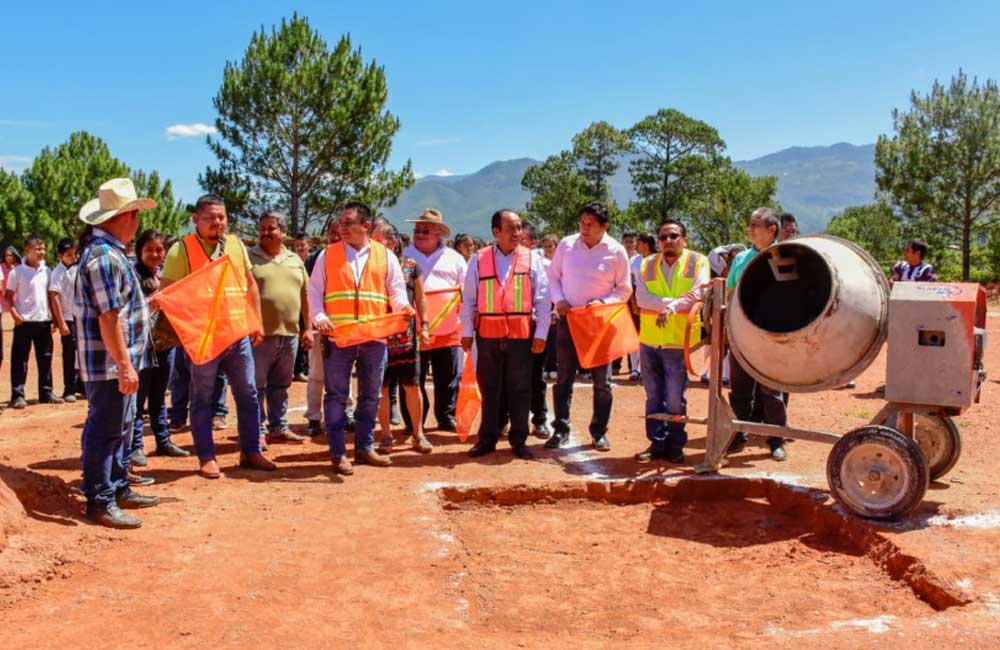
top-left (155, 442), bottom-right (191, 457)
top-left (544, 432), bottom-right (569, 449)
top-left (511, 444), bottom-right (534, 460)
top-left (593, 435), bottom-right (611, 452)
top-left (307, 419), bottom-right (323, 436)
top-left (467, 442), bottom-right (496, 458)
top-left (439, 418), bottom-right (459, 432)
top-left (87, 505), bottom-right (141, 529)
top-left (130, 449), bottom-right (148, 467)
top-left (127, 472), bottom-right (155, 487)
top-left (666, 448), bottom-right (686, 464)
top-left (117, 492), bottom-right (160, 509)
top-left (635, 446), bottom-right (669, 462)
top-left (726, 434), bottom-right (748, 455)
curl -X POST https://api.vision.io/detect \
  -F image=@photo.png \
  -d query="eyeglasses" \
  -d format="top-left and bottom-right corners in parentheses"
top-left (658, 233), bottom-right (683, 241)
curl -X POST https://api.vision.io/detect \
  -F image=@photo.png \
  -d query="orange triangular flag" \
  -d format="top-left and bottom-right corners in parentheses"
top-left (566, 302), bottom-right (640, 369)
top-left (328, 312), bottom-right (412, 348)
top-left (422, 286), bottom-right (462, 350)
top-left (455, 353), bottom-right (480, 442)
top-left (155, 256), bottom-right (261, 365)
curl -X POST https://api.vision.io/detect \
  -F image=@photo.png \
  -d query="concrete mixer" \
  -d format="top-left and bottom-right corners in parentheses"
top-left (650, 234), bottom-right (987, 520)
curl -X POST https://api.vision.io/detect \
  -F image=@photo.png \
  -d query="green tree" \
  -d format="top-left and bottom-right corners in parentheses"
top-left (132, 170), bottom-right (190, 236)
top-left (0, 170), bottom-right (35, 255)
top-left (627, 108), bottom-right (728, 227)
top-left (825, 203), bottom-right (901, 268)
top-left (875, 70), bottom-right (1000, 280)
top-left (203, 14), bottom-right (414, 235)
top-left (571, 121), bottom-right (630, 204)
top-left (686, 167), bottom-right (777, 251)
top-left (521, 151), bottom-right (591, 235)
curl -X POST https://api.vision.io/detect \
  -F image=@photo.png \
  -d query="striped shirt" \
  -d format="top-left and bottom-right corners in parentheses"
top-left (891, 260), bottom-right (937, 282)
top-left (74, 228), bottom-right (152, 382)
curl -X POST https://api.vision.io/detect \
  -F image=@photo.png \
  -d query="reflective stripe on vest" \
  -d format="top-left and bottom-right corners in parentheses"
top-left (638, 250), bottom-right (705, 349)
top-left (322, 241), bottom-right (390, 323)
top-left (475, 244), bottom-right (532, 339)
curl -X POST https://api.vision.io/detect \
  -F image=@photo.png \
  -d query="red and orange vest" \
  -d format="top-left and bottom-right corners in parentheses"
top-left (475, 244), bottom-right (533, 339)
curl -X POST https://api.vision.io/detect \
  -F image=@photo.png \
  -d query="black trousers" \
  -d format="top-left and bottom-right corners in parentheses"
top-left (10, 321), bottom-right (55, 402)
top-left (497, 339), bottom-right (548, 429)
top-left (477, 337), bottom-right (532, 448)
top-left (729, 355), bottom-right (786, 447)
top-left (60, 329), bottom-right (82, 397)
top-left (419, 346), bottom-right (462, 426)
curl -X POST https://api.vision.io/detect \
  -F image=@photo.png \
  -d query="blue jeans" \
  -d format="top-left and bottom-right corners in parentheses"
top-left (552, 318), bottom-right (613, 439)
top-left (132, 348), bottom-right (174, 453)
top-left (641, 345), bottom-right (688, 452)
top-left (168, 348), bottom-right (229, 423)
top-left (254, 335), bottom-right (299, 433)
top-left (323, 340), bottom-right (386, 458)
top-left (81, 379), bottom-right (136, 511)
top-left (189, 337), bottom-right (262, 460)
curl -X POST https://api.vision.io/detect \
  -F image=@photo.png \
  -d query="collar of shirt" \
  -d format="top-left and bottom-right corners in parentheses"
top-left (93, 227), bottom-right (127, 252)
top-left (572, 232), bottom-right (611, 251)
top-left (250, 243), bottom-right (295, 263)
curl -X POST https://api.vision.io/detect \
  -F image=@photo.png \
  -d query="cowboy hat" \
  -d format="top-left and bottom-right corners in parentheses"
top-left (78, 178), bottom-right (157, 225)
top-left (405, 208), bottom-right (451, 238)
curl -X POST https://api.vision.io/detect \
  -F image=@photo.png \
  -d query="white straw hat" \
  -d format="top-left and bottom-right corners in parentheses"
top-left (78, 178), bottom-right (157, 225)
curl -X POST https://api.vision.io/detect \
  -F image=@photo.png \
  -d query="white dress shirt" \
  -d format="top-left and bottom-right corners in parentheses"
top-left (548, 233), bottom-right (632, 307)
top-left (634, 252), bottom-right (710, 315)
top-left (308, 241), bottom-right (409, 325)
top-left (49, 262), bottom-right (78, 323)
top-left (403, 243), bottom-right (468, 292)
top-left (7, 260), bottom-right (51, 321)
top-left (460, 244), bottom-right (552, 340)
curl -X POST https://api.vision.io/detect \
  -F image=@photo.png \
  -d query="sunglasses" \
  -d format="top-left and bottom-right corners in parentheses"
top-left (658, 233), bottom-right (683, 241)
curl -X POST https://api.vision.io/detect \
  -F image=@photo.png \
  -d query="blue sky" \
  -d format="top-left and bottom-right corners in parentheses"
top-left (2, 1), bottom-right (999, 204)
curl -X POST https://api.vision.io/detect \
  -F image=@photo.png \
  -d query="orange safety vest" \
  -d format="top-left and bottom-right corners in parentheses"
top-left (183, 232), bottom-right (246, 272)
top-left (322, 241), bottom-right (390, 324)
top-left (475, 244), bottom-right (533, 339)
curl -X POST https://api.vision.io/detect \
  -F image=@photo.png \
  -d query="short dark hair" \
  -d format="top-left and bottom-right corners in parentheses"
top-left (195, 193), bottom-right (226, 212)
top-left (622, 231), bottom-right (638, 240)
top-left (342, 200), bottom-right (373, 222)
top-left (24, 234), bottom-right (44, 248)
top-left (522, 221), bottom-right (538, 242)
top-left (293, 232), bottom-right (309, 240)
top-left (657, 219), bottom-right (687, 237)
top-left (637, 233), bottom-right (656, 251)
top-left (136, 229), bottom-right (166, 256)
top-left (473, 237), bottom-right (485, 248)
top-left (490, 209), bottom-right (518, 231)
top-left (779, 211), bottom-right (797, 226)
top-left (259, 211), bottom-right (288, 231)
top-left (56, 237), bottom-right (76, 255)
top-left (578, 200), bottom-right (609, 225)
top-left (907, 238), bottom-right (928, 259)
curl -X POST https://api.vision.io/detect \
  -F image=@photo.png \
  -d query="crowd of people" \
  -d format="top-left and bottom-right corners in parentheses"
top-left (0, 176), bottom-right (939, 529)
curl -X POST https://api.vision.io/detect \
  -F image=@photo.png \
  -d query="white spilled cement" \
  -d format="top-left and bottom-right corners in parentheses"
top-left (766, 615), bottom-right (896, 638)
top-left (924, 510), bottom-right (1000, 530)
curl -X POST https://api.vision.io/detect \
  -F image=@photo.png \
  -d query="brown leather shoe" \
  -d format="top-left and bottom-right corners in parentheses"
top-left (354, 449), bottom-right (392, 467)
top-left (239, 452), bottom-right (277, 471)
top-left (267, 429), bottom-right (307, 445)
top-left (212, 416), bottom-right (227, 430)
top-left (199, 458), bottom-right (222, 479)
top-left (332, 456), bottom-right (354, 475)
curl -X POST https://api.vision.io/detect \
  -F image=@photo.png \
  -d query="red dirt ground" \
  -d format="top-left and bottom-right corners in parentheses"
top-left (0, 311), bottom-right (999, 649)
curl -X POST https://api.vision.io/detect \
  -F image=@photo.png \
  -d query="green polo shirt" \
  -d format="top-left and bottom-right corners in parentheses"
top-left (162, 232), bottom-right (252, 282)
top-left (726, 245), bottom-right (759, 290)
top-left (248, 244), bottom-right (308, 336)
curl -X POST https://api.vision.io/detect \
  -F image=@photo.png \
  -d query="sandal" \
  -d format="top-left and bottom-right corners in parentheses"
top-left (378, 434), bottom-right (394, 454)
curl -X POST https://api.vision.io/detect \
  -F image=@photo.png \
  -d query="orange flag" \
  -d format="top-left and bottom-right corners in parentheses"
top-left (422, 286), bottom-right (462, 350)
top-left (327, 312), bottom-right (412, 348)
top-left (155, 256), bottom-right (261, 365)
top-left (566, 302), bottom-right (640, 369)
top-left (455, 353), bottom-right (480, 442)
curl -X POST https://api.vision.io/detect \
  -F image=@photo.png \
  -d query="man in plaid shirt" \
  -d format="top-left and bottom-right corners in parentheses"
top-left (75, 178), bottom-right (161, 529)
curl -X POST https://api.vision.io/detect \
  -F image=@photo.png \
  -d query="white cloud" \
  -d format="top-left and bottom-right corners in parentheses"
top-left (165, 122), bottom-right (217, 140)
top-left (0, 155), bottom-right (31, 170)
top-left (416, 137), bottom-right (460, 146)
top-left (431, 169), bottom-right (454, 176)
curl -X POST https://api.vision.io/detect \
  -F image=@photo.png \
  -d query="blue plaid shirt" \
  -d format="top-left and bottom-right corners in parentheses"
top-left (74, 228), bottom-right (153, 382)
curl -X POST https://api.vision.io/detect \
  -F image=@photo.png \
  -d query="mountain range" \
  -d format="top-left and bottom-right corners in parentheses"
top-left (382, 142), bottom-right (878, 238)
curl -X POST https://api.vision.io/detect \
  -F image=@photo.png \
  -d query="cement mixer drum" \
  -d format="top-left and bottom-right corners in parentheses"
top-left (726, 235), bottom-right (889, 393)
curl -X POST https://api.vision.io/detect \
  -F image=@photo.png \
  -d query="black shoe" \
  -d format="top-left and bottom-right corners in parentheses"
top-left (593, 435), bottom-right (611, 452)
top-left (726, 434), bottom-right (748, 455)
top-left (439, 418), bottom-right (458, 432)
top-left (467, 442), bottom-right (496, 458)
top-left (117, 491), bottom-right (160, 509)
top-left (10, 397), bottom-right (27, 409)
top-left (87, 505), bottom-right (141, 529)
top-left (635, 446), bottom-right (669, 462)
top-left (511, 444), bottom-right (534, 460)
top-left (345, 416), bottom-right (356, 432)
top-left (130, 449), bottom-right (148, 467)
top-left (168, 420), bottom-right (186, 433)
top-left (307, 419), bottom-right (323, 436)
top-left (127, 472), bottom-right (155, 487)
top-left (666, 448), bottom-right (686, 464)
top-left (531, 422), bottom-right (552, 439)
top-left (155, 442), bottom-right (191, 457)
top-left (544, 432), bottom-right (569, 449)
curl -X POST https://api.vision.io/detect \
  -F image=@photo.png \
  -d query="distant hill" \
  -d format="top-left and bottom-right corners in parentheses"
top-left (383, 143), bottom-right (878, 237)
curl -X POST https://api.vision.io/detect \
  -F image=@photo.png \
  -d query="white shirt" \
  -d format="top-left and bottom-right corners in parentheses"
top-left (307, 241), bottom-right (409, 325)
top-left (629, 253), bottom-right (643, 280)
top-left (634, 252), bottom-right (710, 315)
top-left (403, 243), bottom-right (468, 292)
top-left (49, 262), bottom-right (78, 322)
top-left (548, 233), bottom-right (632, 307)
top-left (460, 244), bottom-right (552, 340)
top-left (7, 260), bottom-right (51, 322)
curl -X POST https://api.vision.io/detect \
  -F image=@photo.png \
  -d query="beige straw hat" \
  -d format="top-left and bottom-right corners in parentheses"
top-left (406, 208), bottom-right (452, 238)
top-left (78, 178), bottom-right (157, 225)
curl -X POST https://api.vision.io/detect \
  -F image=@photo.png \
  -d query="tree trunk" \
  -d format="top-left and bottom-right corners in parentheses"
top-left (962, 215), bottom-right (971, 281)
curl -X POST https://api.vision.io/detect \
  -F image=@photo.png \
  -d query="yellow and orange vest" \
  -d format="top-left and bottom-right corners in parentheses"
top-left (475, 244), bottom-right (533, 339)
top-left (638, 249), bottom-right (707, 349)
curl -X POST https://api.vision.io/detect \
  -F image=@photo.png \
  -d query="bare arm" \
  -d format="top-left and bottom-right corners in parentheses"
top-left (413, 273), bottom-right (430, 347)
top-left (299, 279), bottom-right (313, 351)
top-left (245, 268), bottom-right (264, 345)
top-left (49, 291), bottom-right (69, 335)
top-left (98, 310), bottom-right (138, 394)
top-left (5, 290), bottom-right (22, 325)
